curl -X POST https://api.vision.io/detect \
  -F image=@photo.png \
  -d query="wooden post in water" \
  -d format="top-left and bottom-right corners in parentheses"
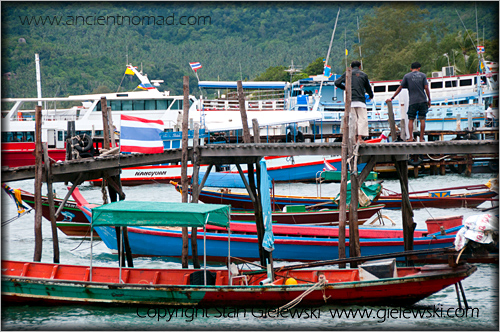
top-left (386, 101), bottom-right (398, 142)
top-left (252, 119), bottom-right (261, 143)
top-left (100, 97), bottom-right (110, 151)
top-left (34, 105), bottom-right (43, 262)
top-left (394, 158), bottom-right (415, 265)
top-left (107, 104), bottom-right (116, 149)
top-left (180, 76), bottom-right (190, 269)
top-left (237, 81), bottom-right (251, 142)
top-left (347, 68), bottom-right (361, 265)
top-left (237, 81), bottom-right (266, 266)
top-left (42, 143), bottom-right (60, 263)
top-left (190, 123), bottom-right (201, 269)
top-left (338, 67), bottom-right (351, 268)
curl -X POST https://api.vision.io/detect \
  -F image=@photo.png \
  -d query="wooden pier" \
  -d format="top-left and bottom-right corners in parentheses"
top-left (2, 140), bottom-right (497, 183)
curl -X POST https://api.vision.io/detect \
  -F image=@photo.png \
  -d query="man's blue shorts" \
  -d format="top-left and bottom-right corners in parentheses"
top-left (407, 102), bottom-right (428, 120)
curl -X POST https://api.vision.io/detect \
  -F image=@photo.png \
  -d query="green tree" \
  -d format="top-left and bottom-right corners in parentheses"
top-left (357, 3), bottom-right (442, 80)
top-left (304, 57), bottom-right (325, 76)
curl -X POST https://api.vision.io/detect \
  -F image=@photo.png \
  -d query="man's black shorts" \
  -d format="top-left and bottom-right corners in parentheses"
top-left (407, 102), bottom-right (428, 120)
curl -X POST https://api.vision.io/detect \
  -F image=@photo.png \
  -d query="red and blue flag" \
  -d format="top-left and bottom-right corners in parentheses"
top-left (120, 115), bottom-right (164, 154)
top-left (190, 62), bottom-right (202, 72)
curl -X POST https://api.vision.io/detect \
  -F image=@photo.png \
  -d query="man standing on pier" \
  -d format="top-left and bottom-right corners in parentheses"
top-left (387, 62), bottom-right (431, 142)
top-left (335, 60), bottom-right (374, 144)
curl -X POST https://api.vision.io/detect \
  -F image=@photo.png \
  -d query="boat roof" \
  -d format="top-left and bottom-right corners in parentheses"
top-left (91, 201), bottom-right (230, 228)
top-left (199, 81), bottom-right (288, 89)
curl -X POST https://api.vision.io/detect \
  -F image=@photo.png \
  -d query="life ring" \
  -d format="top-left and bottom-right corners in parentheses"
top-left (408, 155), bottom-right (423, 167)
top-left (448, 163), bottom-right (465, 174)
top-left (488, 160), bottom-right (499, 172)
top-left (73, 134), bottom-right (93, 152)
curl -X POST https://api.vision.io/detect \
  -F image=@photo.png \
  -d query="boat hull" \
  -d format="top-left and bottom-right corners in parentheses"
top-left (230, 205), bottom-right (384, 225)
top-left (94, 225), bottom-right (458, 262)
top-left (1, 260), bottom-right (476, 307)
top-left (197, 188), bottom-right (495, 211)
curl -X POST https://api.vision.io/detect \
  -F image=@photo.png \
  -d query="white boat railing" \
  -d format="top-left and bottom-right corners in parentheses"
top-left (202, 99), bottom-right (285, 111)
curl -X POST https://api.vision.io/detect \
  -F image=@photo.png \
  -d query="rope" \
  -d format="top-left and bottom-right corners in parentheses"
top-left (1, 209), bottom-right (33, 227)
top-left (101, 178), bottom-right (108, 204)
top-left (426, 154), bottom-right (451, 161)
top-left (271, 275), bottom-right (329, 314)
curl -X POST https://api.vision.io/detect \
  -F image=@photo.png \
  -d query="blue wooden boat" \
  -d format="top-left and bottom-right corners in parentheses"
top-left (78, 201), bottom-right (459, 262)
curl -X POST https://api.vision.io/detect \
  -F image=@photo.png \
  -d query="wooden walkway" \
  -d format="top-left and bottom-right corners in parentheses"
top-left (2, 140), bottom-right (498, 183)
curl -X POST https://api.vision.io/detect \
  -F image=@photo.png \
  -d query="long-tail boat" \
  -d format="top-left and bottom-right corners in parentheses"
top-left (75, 194), bottom-right (461, 262)
top-left (2, 200), bottom-right (476, 307)
top-left (172, 182), bottom-right (496, 211)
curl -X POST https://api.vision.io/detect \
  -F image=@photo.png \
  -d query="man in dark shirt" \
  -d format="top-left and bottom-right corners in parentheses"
top-left (335, 60), bottom-right (374, 143)
top-left (387, 62), bottom-right (431, 142)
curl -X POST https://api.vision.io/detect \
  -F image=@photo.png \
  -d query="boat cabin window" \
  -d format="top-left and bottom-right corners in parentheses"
top-left (431, 82), bottom-right (443, 89)
top-left (96, 99), bottom-right (178, 112)
top-left (373, 86), bottom-right (385, 93)
top-left (2, 131), bottom-right (34, 142)
top-left (445, 81), bottom-right (457, 88)
top-left (460, 79), bottom-right (473, 87)
top-left (388, 85), bottom-right (399, 92)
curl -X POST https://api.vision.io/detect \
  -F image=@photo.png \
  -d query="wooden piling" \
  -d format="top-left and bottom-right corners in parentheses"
top-left (237, 81), bottom-right (251, 142)
top-left (387, 101), bottom-right (397, 142)
top-left (338, 67), bottom-right (351, 268)
top-left (394, 158), bottom-right (415, 265)
top-left (34, 105), bottom-right (43, 262)
top-left (346, 68), bottom-right (361, 265)
top-left (237, 82), bottom-right (266, 266)
top-left (100, 97), bottom-right (110, 150)
top-left (42, 143), bottom-right (60, 263)
top-left (181, 76), bottom-right (190, 269)
top-left (190, 123), bottom-right (201, 269)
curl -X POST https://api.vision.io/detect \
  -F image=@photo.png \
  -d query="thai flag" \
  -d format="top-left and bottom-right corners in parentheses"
top-left (190, 62), bottom-right (202, 72)
top-left (120, 115), bottom-right (164, 154)
top-left (323, 159), bottom-right (337, 171)
top-left (137, 83), bottom-right (155, 90)
top-left (477, 46), bottom-right (485, 54)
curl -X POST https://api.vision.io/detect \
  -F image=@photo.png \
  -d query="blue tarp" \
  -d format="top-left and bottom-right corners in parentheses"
top-left (260, 159), bottom-right (274, 252)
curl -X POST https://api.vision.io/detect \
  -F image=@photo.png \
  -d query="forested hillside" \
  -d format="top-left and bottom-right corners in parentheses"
top-left (1, 2), bottom-right (498, 99)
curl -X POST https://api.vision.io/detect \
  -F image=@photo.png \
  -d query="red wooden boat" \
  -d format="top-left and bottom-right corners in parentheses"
top-left (14, 188), bottom-right (380, 237)
top-left (175, 182), bottom-right (496, 211)
top-left (230, 204), bottom-right (384, 225)
top-left (1, 259), bottom-right (476, 307)
top-left (17, 189), bottom-right (99, 238)
top-left (1, 201), bottom-right (476, 307)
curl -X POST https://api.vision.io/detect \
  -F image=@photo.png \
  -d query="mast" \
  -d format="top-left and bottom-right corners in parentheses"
top-left (317, 8), bottom-right (340, 98)
top-left (357, 16), bottom-right (363, 68)
top-left (35, 54), bottom-right (42, 107)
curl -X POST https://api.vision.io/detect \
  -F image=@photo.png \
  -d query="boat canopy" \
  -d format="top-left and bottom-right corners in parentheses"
top-left (91, 201), bottom-right (230, 228)
top-left (198, 81), bottom-right (287, 89)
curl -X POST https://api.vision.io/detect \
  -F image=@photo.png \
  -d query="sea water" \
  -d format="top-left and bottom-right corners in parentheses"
top-left (1, 173), bottom-right (498, 330)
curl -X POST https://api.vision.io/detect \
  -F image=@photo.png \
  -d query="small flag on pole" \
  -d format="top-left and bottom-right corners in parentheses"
top-left (137, 83), bottom-right (155, 90)
top-left (477, 46), bottom-right (485, 54)
top-left (189, 62), bottom-right (202, 72)
top-left (120, 115), bottom-right (164, 154)
top-left (323, 159), bottom-right (337, 171)
top-left (345, 49), bottom-right (348, 56)
top-left (323, 65), bottom-right (332, 78)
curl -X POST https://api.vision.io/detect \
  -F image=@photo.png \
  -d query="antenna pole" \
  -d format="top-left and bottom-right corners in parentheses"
top-left (357, 16), bottom-right (363, 68)
top-left (318, 8), bottom-right (340, 96)
top-left (35, 54), bottom-right (42, 107)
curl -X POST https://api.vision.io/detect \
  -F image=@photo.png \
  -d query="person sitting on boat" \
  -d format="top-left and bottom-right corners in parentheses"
top-left (334, 60), bottom-right (374, 144)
